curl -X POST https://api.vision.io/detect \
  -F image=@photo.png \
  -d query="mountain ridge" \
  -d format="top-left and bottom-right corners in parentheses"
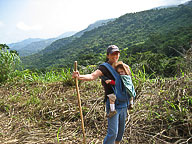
top-left (9, 19), bottom-right (114, 57)
top-left (8, 31), bottom-right (76, 56)
top-left (40, 19), bottom-right (114, 55)
top-left (22, 1), bottom-right (192, 69)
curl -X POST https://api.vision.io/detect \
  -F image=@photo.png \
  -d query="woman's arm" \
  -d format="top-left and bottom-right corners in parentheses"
top-left (72, 69), bottom-right (103, 81)
top-left (124, 63), bottom-right (131, 76)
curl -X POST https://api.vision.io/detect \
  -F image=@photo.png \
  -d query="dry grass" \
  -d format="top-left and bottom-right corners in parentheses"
top-left (0, 73), bottom-right (192, 144)
top-left (0, 80), bottom-right (106, 144)
top-left (124, 73), bottom-right (192, 144)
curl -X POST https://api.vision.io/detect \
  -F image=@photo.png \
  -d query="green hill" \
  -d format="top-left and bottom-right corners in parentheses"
top-left (22, 1), bottom-right (192, 71)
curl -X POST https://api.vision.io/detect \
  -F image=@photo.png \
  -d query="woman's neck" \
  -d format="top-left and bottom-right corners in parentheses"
top-left (108, 61), bottom-right (113, 65)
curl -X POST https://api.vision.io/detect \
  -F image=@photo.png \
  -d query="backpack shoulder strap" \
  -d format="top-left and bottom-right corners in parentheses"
top-left (100, 62), bottom-right (120, 81)
top-left (100, 62), bottom-right (128, 102)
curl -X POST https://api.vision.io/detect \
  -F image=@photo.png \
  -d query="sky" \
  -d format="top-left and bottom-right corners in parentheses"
top-left (0, 0), bottom-right (190, 44)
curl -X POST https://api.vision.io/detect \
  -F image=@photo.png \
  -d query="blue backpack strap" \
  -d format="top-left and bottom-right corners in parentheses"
top-left (100, 62), bottom-right (129, 102)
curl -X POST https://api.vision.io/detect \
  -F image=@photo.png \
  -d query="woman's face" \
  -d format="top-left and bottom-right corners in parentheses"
top-left (107, 51), bottom-right (120, 64)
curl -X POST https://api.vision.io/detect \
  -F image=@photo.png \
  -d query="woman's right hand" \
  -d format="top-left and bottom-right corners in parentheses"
top-left (72, 71), bottom-right (79, 79)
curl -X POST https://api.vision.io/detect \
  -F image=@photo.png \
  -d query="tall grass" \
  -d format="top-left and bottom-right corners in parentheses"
top-left (130, 65), bottom-right (156, 95)
top-left (0, 46), bottom-right (74, 85)
top-left (5, 68), bottom-right (75, 86)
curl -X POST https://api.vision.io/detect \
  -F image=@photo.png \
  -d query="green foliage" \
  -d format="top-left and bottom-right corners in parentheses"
top-left (0, 44), bottom-right (9, 50)
top-left (164, 56), bottom-right (185, 77)
top-left (0, 44), bottom-right (21, 84)
top-left (21, 2), bottom-right (192, 74)
top-left (137, 26), bottom-right (192, 56)
top-left (6, 67), bottom-right (75, 87)
top-left (57, 126), bottom-right (62, 143)
top-left (79, 64), bottom-right (97, 74)
top-left (60, 68), bottom-right (75, 86)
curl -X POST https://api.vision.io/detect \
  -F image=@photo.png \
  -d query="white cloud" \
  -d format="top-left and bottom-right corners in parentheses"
top-left (1, 0), bottom-right (190, 44)
top-left (159, 0), bottom-right (190, 5)
top-left (0, 21), bottom-right (4, 27)
top-left (16, 22), bottom-right (42, 31)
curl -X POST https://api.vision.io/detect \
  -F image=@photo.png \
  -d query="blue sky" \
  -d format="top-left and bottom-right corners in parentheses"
top-left (0, 0), bottom-right (190, 44)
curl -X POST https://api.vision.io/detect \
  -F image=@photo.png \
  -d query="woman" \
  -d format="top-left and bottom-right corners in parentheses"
top-left (72, 45), bottom-right (129, 144)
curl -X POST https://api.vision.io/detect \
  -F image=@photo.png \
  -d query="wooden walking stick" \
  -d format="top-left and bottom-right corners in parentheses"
top-left (74, 61), bottom-right (86, 144)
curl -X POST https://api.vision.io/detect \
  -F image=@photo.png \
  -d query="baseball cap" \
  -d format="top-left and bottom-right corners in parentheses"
top-left (107, 45), bottom-right (120, 55)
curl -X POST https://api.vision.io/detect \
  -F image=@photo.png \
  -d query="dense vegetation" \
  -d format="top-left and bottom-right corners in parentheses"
top-left (20, 1), bottom-right (192, 78)
top-left (0, 44), bottom-right (20, 83)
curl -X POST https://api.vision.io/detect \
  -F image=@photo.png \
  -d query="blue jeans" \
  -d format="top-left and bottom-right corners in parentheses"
top-left (103, 106), bottom-right (128, 144)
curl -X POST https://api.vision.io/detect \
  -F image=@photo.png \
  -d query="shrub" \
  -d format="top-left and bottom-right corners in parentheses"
top-left (0, 44), bottom-right (21, 84)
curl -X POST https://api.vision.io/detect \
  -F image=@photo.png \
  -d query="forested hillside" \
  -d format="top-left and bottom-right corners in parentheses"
top-left (21, 1), bottom-right (192, 76)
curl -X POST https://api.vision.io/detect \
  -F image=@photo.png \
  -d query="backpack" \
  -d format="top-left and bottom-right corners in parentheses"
top-left (100, 62), bottom-right (130, 103)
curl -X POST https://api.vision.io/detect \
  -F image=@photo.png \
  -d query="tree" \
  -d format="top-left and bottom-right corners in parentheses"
top-left (0, 44), bottom-right (9, 50)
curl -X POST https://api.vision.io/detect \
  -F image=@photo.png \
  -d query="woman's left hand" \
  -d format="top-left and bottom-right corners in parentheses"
top-left (72, 71), bottom-right (79, 79)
